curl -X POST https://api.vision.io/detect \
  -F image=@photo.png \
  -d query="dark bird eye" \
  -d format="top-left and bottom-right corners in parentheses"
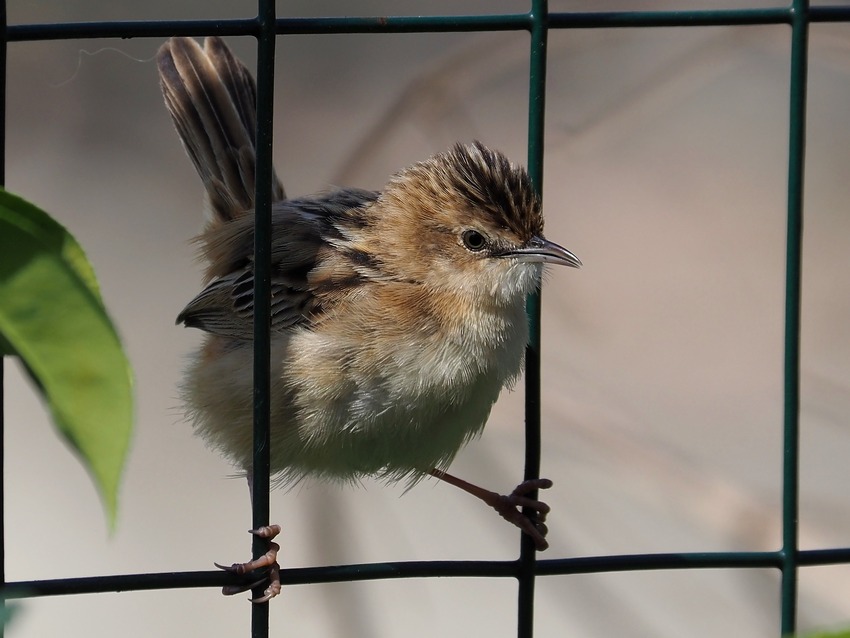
top-left (461, 229), bottom-right (487, 251)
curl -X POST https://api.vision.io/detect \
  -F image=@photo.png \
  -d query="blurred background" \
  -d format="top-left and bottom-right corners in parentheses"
top-left (4, 0), bottom-right (850, 636)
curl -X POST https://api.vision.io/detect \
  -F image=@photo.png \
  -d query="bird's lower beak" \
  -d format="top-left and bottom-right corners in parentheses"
top-left (506, 237), bottom-right (582, 268)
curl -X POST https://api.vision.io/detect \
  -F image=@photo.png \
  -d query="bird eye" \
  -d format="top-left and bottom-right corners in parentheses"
top-left (461, 229), bottom-right (487, 251)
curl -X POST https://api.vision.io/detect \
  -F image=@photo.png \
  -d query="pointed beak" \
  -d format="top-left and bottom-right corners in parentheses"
top-left (504, 236), bottom-right (582, 268)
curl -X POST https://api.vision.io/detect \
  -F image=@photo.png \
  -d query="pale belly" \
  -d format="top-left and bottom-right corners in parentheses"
top-left (182, 307), bottom-right (527, 484)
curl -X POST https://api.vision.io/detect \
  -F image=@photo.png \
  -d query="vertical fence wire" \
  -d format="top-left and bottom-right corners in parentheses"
top-left (781, 0), bottom-right (809, 634)
top-left (519, 2), bottom-right (548, 637)
top-left (0, 0), bottom-right (6, 635)
top-left (251, 1), bottom-right (278, 636)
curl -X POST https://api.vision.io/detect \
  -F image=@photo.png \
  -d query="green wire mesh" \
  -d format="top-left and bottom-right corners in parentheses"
top-left (3, 3), bottom-right (850, 638)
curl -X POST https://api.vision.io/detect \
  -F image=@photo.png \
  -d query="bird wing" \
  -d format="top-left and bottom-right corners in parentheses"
top-left (178, 188), bottom-right (380, 339)
top-left (176, 269), bottom-right (315, 339)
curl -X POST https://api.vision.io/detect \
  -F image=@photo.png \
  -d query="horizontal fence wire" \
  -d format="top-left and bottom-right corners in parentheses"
top-left (2, 3), bottom-right (850, 638)
top-left (4, 6), bottom-right (850, 41)
top-left (5, 547), bottom-right (850, 599)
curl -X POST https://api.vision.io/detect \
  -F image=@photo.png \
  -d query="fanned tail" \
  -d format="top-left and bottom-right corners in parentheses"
top-left (157, 36), bottom-right (285, 226)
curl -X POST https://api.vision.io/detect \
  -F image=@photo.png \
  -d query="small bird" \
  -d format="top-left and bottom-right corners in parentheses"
top-left (158, 36), bottom-right (581, 602)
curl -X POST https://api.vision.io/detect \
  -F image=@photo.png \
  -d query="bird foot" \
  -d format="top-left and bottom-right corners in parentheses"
top-left (488, 479), bottom-right (552, 551)
top-left (215, 524), bottom-right (282, 603)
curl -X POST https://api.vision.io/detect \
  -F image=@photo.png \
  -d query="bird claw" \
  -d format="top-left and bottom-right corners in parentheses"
top-left (216, 524), bottom-right (282, 602)
top-left (491, 479), bottom-right (552, 551)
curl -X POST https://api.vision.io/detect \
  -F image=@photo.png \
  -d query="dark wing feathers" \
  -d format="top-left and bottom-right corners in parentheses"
top-left (177, 271), bottom-right (315, 339)
top-left (177, 189), bottom-right (380, 339)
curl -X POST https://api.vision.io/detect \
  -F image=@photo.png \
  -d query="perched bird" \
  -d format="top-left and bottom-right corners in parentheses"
top-left (157, 36), bottom-right (581, 601)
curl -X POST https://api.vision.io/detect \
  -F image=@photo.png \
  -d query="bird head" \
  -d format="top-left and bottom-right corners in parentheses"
top-left (371, 141), bottom-right (581, 306)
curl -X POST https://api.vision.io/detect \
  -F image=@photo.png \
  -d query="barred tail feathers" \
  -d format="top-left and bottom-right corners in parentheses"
top-left (157, 36), bottom-right (285, 225)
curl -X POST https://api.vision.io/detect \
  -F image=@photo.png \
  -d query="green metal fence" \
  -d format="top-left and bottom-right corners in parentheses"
top-left (2, 2), bottom-right (850, 637)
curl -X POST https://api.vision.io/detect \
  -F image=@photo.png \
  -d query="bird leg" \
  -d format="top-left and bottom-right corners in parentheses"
top-left (215, 524), bottom-right (282, 603)
top-left (429, 469), bottom-right (551, 550)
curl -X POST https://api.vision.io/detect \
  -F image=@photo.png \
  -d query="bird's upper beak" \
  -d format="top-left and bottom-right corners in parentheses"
top-left (504, 236), bottom-right (582, 268)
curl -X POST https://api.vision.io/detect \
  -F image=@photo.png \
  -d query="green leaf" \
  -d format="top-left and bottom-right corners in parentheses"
top-left (0, 598), bottom-right (20, 629)
top-left (0, 189), bottom-right (133, 529)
